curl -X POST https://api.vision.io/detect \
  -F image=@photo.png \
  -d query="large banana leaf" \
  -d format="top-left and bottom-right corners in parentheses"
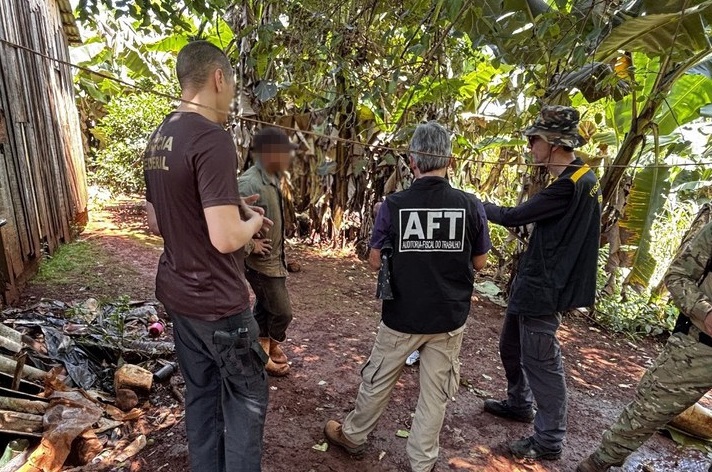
top-left (656, 74), bottom-right (712, 135)
top-left (606, 54), bottom-right (712, 140)
top-left (643, 0), bottom-right (712, 23)
top-left (620, 165), bottom-right (672, 289)
top-left (595, 2), bottom-right (712, 62)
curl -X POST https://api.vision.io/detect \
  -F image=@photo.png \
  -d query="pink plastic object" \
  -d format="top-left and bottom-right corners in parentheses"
top-left (148, 321), bottom-right (164, 338)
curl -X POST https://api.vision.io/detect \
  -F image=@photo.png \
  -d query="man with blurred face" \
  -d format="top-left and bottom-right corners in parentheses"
top-left (239, 127), bottom-right (297, 377)
top-left (143, 40), bottom-right (269, 472)
top-left (481, 106), bottom-right (602, 461)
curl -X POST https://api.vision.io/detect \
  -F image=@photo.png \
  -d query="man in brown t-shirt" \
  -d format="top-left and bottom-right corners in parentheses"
top-left (144, 41), bottom-right (268, 472)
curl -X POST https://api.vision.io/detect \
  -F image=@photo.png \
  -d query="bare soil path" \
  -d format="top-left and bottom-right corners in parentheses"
top-left (16, 200), bottom-right (711, 472)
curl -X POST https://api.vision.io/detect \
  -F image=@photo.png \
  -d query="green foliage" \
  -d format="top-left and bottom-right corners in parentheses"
top-left (89, 86), bottom-right (177, 195)
top-left (594, 249), bottom-right (680, 337)
top-left (595, 289), bottom-right (679, 337)
top-left (619, 164), bottom-right (672, 288)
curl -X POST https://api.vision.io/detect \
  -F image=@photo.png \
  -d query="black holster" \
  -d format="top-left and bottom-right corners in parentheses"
top-left (376, 241), bottom-right (394, 300)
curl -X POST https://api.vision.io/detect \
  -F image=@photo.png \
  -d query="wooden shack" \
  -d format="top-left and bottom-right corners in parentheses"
top-left (0, 0), bottom-right (87, 304)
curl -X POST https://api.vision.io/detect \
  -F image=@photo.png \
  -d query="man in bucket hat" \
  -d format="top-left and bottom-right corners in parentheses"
top-left (481, 106), bottom-right (601, 460)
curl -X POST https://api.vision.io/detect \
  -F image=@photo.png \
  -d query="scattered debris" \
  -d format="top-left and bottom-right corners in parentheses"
top-left (395, 429), bottom-right (410, 438)
top-left (311, 442), bottom-right (329, 452)
top-left (473, 281), bottom-right (508, 307)
top-left (0, 297), bottom-right (178, 470)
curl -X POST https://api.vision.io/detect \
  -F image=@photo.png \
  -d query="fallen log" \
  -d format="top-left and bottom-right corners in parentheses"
top-left (0, 409), bottom-right (43, 435)
top-left (669, 402), bottom-right (712, 439)
top-left (0, 355), bottom-right (47, 383)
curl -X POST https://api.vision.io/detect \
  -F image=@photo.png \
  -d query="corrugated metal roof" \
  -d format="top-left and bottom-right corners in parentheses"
top-left (57, 0), bottom-right (82, 45)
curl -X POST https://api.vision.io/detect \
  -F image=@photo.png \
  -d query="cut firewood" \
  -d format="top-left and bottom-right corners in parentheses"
top-left (0, 355), bottom-right (47, 383)
top-left (0, 324), bottom-right (46, 355)
top-left (0, 396), bottom-right (47, 414)
top-left (0, 409), bottom-right (43, 435)
top-left (669, 402), bottom-right (712, 439)
top-left (114, 364), bottom-right (152, 392)
top-left (0, 334), bottom-right (22, 354)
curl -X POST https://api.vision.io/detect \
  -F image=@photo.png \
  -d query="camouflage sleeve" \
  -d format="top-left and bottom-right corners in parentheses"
top-left (664, 222), bottom-right (712, 323)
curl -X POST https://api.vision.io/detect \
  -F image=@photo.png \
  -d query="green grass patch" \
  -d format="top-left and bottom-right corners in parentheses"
top-left (34, 239), bottom-right (141, 299)
top-left (37, 241), bottom-right (100, 282)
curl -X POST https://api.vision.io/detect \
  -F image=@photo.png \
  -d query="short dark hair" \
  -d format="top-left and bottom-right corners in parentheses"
top-left (176, 40), bottom-right (233, 91)
top-left (252, 127), bottom-right (297, 154)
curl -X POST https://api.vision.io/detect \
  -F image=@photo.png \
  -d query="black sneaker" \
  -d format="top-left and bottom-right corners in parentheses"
top-left (483, 398), bottom-right (535, 423)
top-left (509, 436), bottom-right (561, 460)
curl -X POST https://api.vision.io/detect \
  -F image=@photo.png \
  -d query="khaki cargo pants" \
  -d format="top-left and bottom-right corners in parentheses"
top-left (595, 328), bottom-right (712, 464)
top-left (342, 322), bottom-right (464, 472)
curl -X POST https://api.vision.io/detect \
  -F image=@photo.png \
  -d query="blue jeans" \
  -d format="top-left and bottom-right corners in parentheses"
top-left (170, 309), bottom-right (268, 472)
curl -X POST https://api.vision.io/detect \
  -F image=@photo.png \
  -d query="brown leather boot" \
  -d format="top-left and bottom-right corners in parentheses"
top-left (324, 420), bottom-right (365, 454)
top-left (269, 339), bottom-right (288, 364)
top-left (258, 338), bottom-right (289, 376)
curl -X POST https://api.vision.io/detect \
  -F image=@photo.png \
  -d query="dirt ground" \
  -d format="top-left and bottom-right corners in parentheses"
top-left (16, 199), bottom-right (712, 472)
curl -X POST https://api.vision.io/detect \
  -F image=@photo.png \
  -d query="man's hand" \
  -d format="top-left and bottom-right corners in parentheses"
top-left (239, 199), bottom-right (273, 236)
top-left (704, 309), bottom-right (712, 336)
top-left (253, 238), bottom-right (272, 256)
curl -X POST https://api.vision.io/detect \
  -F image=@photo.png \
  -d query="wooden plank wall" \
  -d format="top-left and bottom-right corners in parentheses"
top-left (0, 0), bottom-right (87, 305)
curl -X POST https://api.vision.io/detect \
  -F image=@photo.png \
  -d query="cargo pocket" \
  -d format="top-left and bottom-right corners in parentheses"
top-left (523, 330), bottom-right (559, 363)
top-left (360, 349), bottom-right (385, 385)
top-left (445, 359), bottom-right (461, 399)
top-left (639, 334), bottom-right (683, 391)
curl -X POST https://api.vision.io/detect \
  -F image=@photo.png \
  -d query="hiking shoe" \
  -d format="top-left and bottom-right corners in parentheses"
top-left (576, 453), bottom-right (623, 472)
top-left (509, 436), bottom-right (561, 460)
top-left (483, 398), bottom-right (535, 423)
top-left (324, 420), bottom-right (366, 455)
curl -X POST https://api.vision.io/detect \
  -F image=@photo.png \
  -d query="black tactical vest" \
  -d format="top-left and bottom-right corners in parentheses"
top-left (509, 159), bottom-right (602, 316)
top-left (382, 177), bottom-right (486, 334)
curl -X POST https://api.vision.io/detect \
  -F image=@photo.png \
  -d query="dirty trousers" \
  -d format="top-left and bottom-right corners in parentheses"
top-left (499, 311), bottom-right (566, 450)
top-left (594, 329), bottom-right (712, 464)
top-left (246, 268), bottom-right (293, 342)
top-left (341, 322), bottom-right (464, 472)
top-left (170, 309), bottom-right (268, 472)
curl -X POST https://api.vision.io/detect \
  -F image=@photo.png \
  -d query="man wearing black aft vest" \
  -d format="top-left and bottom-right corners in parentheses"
top-left (324, 121), bottom-right (491, 472)
top-left (482, 106), bottom-right (601, 461)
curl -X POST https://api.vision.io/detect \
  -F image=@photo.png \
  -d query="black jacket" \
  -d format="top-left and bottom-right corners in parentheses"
top-left (485, 159), bottom-right (601, 316)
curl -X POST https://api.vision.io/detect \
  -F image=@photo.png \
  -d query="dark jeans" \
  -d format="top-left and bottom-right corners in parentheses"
top-left (170, 309), bottom-right (268, 472)
top-left (499, 311), bottom-right (566, 450)
top-left (245, 268), bottom-right (293, 342)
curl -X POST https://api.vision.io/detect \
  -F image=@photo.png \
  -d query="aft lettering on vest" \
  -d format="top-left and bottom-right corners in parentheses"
top-left (399, 208), bottom-right (465, 252)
